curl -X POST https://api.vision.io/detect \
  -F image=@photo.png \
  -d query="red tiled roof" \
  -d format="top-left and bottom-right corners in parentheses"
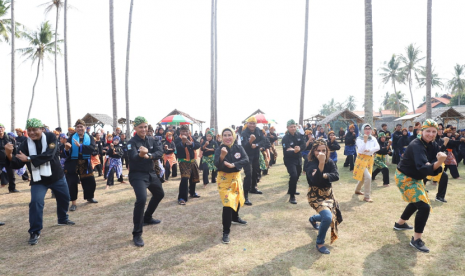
top-left (409, 102), bottom-right (442, 115)
top-left (353, 110), bottom-right (398, 117)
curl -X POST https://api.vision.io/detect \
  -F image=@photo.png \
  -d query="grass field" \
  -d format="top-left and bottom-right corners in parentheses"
top-left (1, 145), bottom-right (465, 276)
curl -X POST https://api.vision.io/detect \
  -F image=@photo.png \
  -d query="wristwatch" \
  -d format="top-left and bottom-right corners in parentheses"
top-left (27, 156), bottom-right (31, 162)
top-left (147, 153), bottom-right (152, 159)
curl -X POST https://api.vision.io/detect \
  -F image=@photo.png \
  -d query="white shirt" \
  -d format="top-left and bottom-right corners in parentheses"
top-left (356, 137), bottom-right (380, 156)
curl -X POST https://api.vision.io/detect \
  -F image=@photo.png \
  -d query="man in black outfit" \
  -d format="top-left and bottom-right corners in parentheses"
top-left (0, 123), bottom-right (19, 193)
top-left (281, 120), bottom-right (306, 204)
top-left (241, 116), bottom-right (266, 206)
top-left (127, 116), bottom-right (165, 247)
top-left (6, 118), bottom-right (74, 245)
top-left (392, 124), bottom-right (403, 164)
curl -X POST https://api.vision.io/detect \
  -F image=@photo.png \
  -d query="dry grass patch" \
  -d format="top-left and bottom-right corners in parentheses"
top-left (1, 145), bottom-right (465, 275)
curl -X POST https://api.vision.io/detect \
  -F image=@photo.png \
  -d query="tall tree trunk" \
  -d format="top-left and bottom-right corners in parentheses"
top-left (109, 0), bottom-right (118, 131)
top-left (27, 59), bottom-right (41, 121)
top-left (214, 0), bottom-right (218, 132)
top-left (54, 7), bottom-right (61, 127)
top-left (210, 0), bottom-right (215, 130)
top-left (10, 0), bottom-right (15, 131)
top-left (425, 0), bottom-right (432, 118)
top-left (459, 93), bottom-right (461, 106)
top-left (393, 82), bottom-right (400, 116)
top-left (299, 0), bottom-right (309, 126)
top-left (125, 0), bottom-right (134, 137)
top-left (64, 0), bottom-right (71, 127)
top-left (364, 0), bottom-right (373, 126)
top-left (408, 73), bottom-right (415, 113)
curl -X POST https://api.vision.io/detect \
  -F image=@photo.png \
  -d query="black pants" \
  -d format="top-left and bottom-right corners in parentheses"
top-left (223, 205), bottom-right (240, 234)
top-left (372, 167), bottom-right (389, 184)
top-left (178, 177), bottom-right (197, 201)
top-left (203, 167), bottom-right (217, 184)
top-left (122, 155), bottom-right (129, 169)
top-left (94, 164), bottom-right (103, 176)
top-left (392, 148), bottom-right (400, 164)
top-left (0, 165), bottom-right (16, 191)
top-left (344, 155), bottom-right (355, 170)
top-left (107, 168), bottom-right (123, 186)
top-left (22, 170), bottom-right (30, 181)
top-left (437, 172), bottom-right (448, 199)
top-left (130, 173), bottom-right (164, 236)
top-left (456, 152), bottom-right (465, 166)
top-left (400, 201), bottom-right (430, 233)
top-left (65, 174), bottom-right (96, 201)
top-left (243, 156), bottom-right (260, 192)
top-left (269, 152), bottom-right (276, 166)
top-left (285, 161), bottom-right (301, 195)
top-left (445, 165), bottom-right (460, 179)
top-left (164, 162), bottom-right (178, 180)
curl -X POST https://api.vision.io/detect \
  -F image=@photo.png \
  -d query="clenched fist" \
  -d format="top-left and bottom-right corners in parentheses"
top-left (65, 142), bottom-right (72, 150)
top-left (249, 134), bottom-right (256, 143)
top-left (4, 142), bottom-right (14, 156)
top-left (437, 152), bottom-right (447, 163)
top-left (139, 146), bottom-right (148, 157)
top-left (220, 147), bottom-right (228, 158)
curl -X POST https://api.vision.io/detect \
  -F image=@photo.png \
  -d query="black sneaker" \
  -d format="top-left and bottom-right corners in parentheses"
top-left (28, 233), bottom-right (40, 245)
top-left (244, 199), bottom-right (252, 206)
top-left (289, 196), bottom-right (297, 204)
top-left (232, 218), bottom-right (247, 225)
top-left (435, 197), bottom-right (447, 203)
top-left (410, 237), bottom-right (430, 253)
top-left (393, 222), bottom-right (413, 231)
top-left (69, 205), bottom-right (77, 211)
top-left (222, 233), bottom-right (230, 244)
top-left (133, 236), bottom-right (144, 247)
top-left (87, 198), bottom-right (98, 203)
top-left (0, 221), bottom-right (5, 226)
top-left (189, 193), bottom-right (201, 198)
top-left (249, 189), bottom-right (263, 194)
top-left (9, 189), bottom-right (20, 193)
top-left (58, 219), bottom-right (75, 226)
top-left (144, 219), bottom-right (161, 226)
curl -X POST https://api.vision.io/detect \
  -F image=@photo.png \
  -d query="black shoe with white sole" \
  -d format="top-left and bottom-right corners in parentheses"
top-left (222, 233), bottom-right (230, 244)
top-left (435, 197), bottom-right (447, 203)
top-left (58, 219), bottom-right (75, 226)
top-left (28, 233), bottom-right (40, 245)
top-left (232, 218), bottom-right (247, 225)
top-left (410, 237), bottom-right (430, 253)
top-left (144, 219), bottom-right (161, 226)
top-left (393, 222), bottom-right (413, 231)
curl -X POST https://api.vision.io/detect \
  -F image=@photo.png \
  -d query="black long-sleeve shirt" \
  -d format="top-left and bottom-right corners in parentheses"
top-left (201, 140), bottom-right (218, 157)
top-left (0, 134), bottom-right (15, 166)
top-left (305, 159), bottom-right (339, 188)
top-left (345, 131), bottom-right (356, 146)
top-left (328, 140), bottom-right (341, 152)
top-left (267, 132), bottom-right (278, 144)
top-left (397, 138), bottom-right (444, 180)
top-left (127, 135), bottom-right (163, 174)
top-left (376, 139), bottom-right (391, 155)
top-left (106, 144), bottom-right (124, 158)
top-left (240, 127), bottom-right (266, 160)
top-left (392, 130), bottom-right (403, 149)
top-left (282, 132), bottom-right (306, 164)
top-left (8, 132), bottom-right (64, 185)
top-left (175, 136), bottom-right (200, 160)
top-left (214, 144), bottom-right (249, 173)
top-left (163, 140), bottom-right (176, 154)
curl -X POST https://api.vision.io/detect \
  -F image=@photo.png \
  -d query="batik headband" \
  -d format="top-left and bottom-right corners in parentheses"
top-left (26, 118), bottom-right (44, 129)
top-left (133, 116), bottom-right (148, 127)
top-left (287, 119), bottom-right (296, 127)
top-left (422, 119), bottom-right (438, 130)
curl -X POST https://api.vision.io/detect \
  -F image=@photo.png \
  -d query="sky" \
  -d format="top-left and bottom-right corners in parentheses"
top-left (1, 0), bottom-right (465, 133)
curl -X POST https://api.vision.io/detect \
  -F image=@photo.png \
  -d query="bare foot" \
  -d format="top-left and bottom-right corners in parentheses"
top-left (105, 186), bottom-right (110, 190)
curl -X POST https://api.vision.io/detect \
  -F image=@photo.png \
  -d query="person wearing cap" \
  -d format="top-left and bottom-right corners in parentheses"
top-left (391, 124), bottom-right (403, 164)
top-left (394, 119), bottom-right (448, 253)
top-left (353, 123), bottom-right (379, 203)
top-left (105, 136), bottom-right (125, 189)
top-left (281, 120), bottom-right (306, 204)
top-left (64, 119), bottom-right (99, 212)
top-left (0, 123), bottom-right (19, 193)
top-left (372, 132), bottom-right (392, 187)
top-left (127, 116), bottom-right (165, 247)
top-left (175, 124), bottom-right (201, 205)
top-left (215, 128), bottom-right (249, 244)
top-left (5, 118), bottom-right (75, 245)
top-left (241, 116), bottom-right (266, 205)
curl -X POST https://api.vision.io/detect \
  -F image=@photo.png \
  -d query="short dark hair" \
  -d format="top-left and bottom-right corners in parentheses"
top-left (381, 124), bottom-right (387, 127)
top-left (396, 124), bottom-right (402, 127)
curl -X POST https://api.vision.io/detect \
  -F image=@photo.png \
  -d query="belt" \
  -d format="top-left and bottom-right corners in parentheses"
top-left (376, 154), bottom-right (385, 158)
top-left (330, 150), bottom-right (336, 153)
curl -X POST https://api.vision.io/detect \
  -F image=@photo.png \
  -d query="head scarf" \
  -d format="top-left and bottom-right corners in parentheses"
top-left (68, 127), bottom-right (75, 132)
top-left (328, 130), bottom-right (335, 137)
top-left (422, 119), bottom-right (438, 130)
top-left (206, 130), bottom-right (214, 137)
top-left (113, 136), bottom-right (120, 141)
top-left (15, 128), bottom-right (23, 133)
top-left (246, 116), bottom-right (257, 124)
top-left (74, 119), bottom-right (86, 127)
top-left (444, 128), bottom-right (452, 134)
top-left (358, 123), bottom-right (373, 141)
top-left (210, 128), bottom-right (215, 134)
top-left (26, 118), bottom-right (44, 129)
top-left (349, 124), bottom-right (355, 130)
top-left (378, 132), bottom-right (386, 138)
top-left (133, 116), bottom-right (148, 127)
top-left (270, 126), bottom-right (276, 131)
top-left (305, 130), bottom-right (313, 135)
top-left (221, 127), bottom-right (236, 148)
top-left (287, 119), bottom-right (296, 127)
top-left (53, 130), bottom-right (60, 135)
top-left (166, 131), bottom-right (173, 143)
top-left (116, 127), bottom-right (121, 131)
top-left (0, 123), bottom-right (4, 128)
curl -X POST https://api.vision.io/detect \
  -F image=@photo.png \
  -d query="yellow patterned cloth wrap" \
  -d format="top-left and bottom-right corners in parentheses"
top-left (217, 171), bottom-right (244, 211)
top-left (426, 163), bottom-right (445, 182)
top-left (353, 154), bottom-right (374, 181)
top-left (395, 169), bottom-right (431, 208)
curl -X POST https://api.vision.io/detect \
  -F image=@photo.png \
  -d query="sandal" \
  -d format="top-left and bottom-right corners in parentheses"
top-left (309, 217), bottom-right (319, 230)
top-left (178, 199), bottom-right (186, 205)
top-left (363, 198), bottom-right (373, 203)
top-left (316, 245), bottom-right (330, 254)
top-left (355, 191), bottom-right (364, 195)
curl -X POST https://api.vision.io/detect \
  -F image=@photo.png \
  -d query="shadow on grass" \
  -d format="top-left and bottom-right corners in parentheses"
top-left (363, 231), bottom-right (417, 276)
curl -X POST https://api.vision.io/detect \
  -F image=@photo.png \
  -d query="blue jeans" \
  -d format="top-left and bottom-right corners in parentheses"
top-left (311, 209), bottom-right (332, 245)
top-left (29, 177), bottom-right (70, 234)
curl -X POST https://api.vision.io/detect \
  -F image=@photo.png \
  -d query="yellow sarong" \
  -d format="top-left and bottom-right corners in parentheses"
top-left (353, 154), bottom-right (374, 181)
top-left (426, 163), bottom-right (445, 182)
top-left (217, 171), bottom-right (244, 211)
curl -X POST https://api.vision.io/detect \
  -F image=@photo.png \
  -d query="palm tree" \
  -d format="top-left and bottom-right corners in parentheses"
top-left (109, 0), bottom-right (117, 130)
top-left (386, 91), bottom-right (409, 116)
top-left (426, 0), bottom-right (432, 118)
top-left (416, 65), bottom-right (443, 90)
top-left (400, 44), bottom-right (424, 114)
top-left (210, 0), bottom-right (217, 131)
top-left (364, 0), bottom-right (373, 126)
top-left (346, 95), bottom-right (356, 111)
top-left (17, 21), bottom-right (61, 121)
top-left (40, 1), bottom-right (64, 128)
top-left (381, 92), bottom-right (390, 109)
top-left (379, 54), bottom-right (405, 115)
top-left (125, 0), bottom-right (134, 137)
top-left (447, 64), bottom-right (465, 106)
top-left (214, 0), bottom-right (218, 132)
top-left (64, 0), bottom-right (71, 127)
top-left (299, 0), bottom-right (309, 125)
